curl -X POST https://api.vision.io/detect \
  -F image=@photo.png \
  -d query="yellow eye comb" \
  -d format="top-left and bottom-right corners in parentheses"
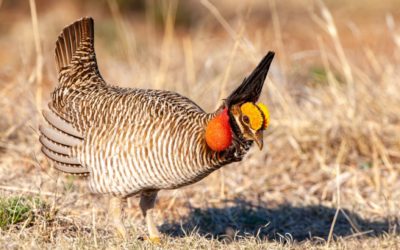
top-left (240, 103), bottom-right (262, 130)
top-left (256, 102), bottom-right (270, 129)
top-left (240, 102), bottom-right (270, 130)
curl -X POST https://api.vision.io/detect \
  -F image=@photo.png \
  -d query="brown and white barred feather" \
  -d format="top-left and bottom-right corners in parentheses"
top-left (40, 17), bottom-right (250, 197)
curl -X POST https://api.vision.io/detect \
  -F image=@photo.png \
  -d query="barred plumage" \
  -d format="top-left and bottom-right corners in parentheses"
top-left (39, 17), bottom-right (275, 241)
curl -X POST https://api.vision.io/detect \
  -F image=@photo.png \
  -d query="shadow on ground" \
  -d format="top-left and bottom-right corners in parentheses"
top-left (160, 198), bottom-right (397, 242)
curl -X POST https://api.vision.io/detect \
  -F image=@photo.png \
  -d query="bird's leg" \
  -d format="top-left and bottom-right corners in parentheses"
top-left (108, 196), bottom-right (127, 239)
top-left (139, 191), bottom-right (160, 244)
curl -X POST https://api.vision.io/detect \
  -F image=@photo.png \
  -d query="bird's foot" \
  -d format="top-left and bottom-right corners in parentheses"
top-left (112, 223), bottom-right (127, 240)
top-left (149, 236), bottom-right (161, 244)
top-left (108, 197), bottom-right (127, 240)
top-left (142, 235), bottom-right (162, 245)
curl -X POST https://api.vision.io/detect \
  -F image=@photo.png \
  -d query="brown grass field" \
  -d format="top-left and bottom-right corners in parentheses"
top-left (0, 0), bottom-right (400, 249)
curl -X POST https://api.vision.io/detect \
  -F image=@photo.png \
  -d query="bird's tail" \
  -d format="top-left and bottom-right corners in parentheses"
top-left (55, 17), bottom-right (105, 88)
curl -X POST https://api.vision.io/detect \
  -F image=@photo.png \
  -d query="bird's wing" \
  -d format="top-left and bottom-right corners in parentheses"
top-left (39, 104), bottom-right (90, 175)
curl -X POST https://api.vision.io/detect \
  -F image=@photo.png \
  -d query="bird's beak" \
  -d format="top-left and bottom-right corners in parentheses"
top-left (252, 130), bottom-right (263, 150)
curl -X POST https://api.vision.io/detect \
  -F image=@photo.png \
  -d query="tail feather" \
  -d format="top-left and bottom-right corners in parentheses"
top-left (55, 17), bottom-right (95, 72)
top-left (52, 17), bottom-right (105, 109)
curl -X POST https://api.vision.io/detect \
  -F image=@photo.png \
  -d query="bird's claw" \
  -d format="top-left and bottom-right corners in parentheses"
top-left (149, 236), bottom-right (161, 245)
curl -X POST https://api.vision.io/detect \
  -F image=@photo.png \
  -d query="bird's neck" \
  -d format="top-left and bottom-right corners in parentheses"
top-left (167, 112), bottom-right (249, 188)
top-left (202, 110), bottom-right (249, 168)
top-left (205, 108), bottom-right (233, 152)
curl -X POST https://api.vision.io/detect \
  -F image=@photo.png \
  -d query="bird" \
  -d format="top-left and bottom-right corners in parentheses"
top-left (39, 17), bottom-right (274, 243)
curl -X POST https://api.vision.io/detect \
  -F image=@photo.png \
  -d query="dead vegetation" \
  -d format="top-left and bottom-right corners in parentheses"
top-left (0, 0), bottom-right (399, 249)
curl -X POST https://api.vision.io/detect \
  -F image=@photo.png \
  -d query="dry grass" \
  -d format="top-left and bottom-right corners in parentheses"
top-left (0, 0), bottom-right (399, 249)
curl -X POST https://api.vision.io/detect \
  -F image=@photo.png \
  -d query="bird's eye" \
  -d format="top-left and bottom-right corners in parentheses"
top-left (242, 115), bottom-right (250, 124)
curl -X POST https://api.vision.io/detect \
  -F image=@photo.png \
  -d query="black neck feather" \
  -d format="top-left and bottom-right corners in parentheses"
top-left (225, 51), bottom-right (275, 108)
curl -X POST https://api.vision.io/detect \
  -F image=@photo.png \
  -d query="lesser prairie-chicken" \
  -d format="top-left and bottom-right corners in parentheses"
top-left (39, 17), bottom-right (275, 242)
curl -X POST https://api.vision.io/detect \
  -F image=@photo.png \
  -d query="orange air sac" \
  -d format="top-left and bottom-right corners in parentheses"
top-left (205, 108), bottom-right (232, 151)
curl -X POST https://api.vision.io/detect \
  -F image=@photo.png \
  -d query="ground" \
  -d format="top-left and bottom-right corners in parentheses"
top-left (0, 0), bottom-right (399, 249)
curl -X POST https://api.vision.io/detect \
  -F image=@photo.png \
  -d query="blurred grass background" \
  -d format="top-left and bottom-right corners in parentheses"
top-left (0, 0), bottom-right (399, 249)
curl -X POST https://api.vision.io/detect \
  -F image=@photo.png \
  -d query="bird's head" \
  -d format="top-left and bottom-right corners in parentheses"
top-left (229, 102), bottom-right (269, 150)
top-left (205, 52), bottom-right (275, 152)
